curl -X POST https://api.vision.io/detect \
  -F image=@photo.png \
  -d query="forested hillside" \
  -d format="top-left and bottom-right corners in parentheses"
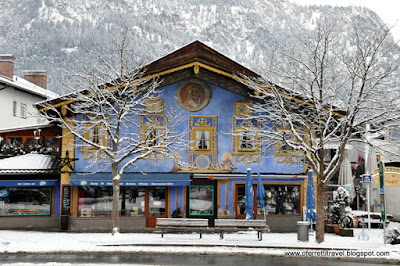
top-left (0, 0), bottom-right (396, 94)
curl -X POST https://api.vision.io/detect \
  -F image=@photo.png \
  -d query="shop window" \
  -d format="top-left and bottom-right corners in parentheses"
top-left (120, 187), bottom-right (146, 216)
top-left (189, 185), bottom-right (214, 215)
top-left (78, 186), bottom-right (146, 217)
top-left (148, 187), bottom-right (166, 217)
top-left (236, 186), bottom-right (246, 216)
top-left (260, 185), bottom-right (300, 215)
top-left (0, 187), bottom-right (51, 216)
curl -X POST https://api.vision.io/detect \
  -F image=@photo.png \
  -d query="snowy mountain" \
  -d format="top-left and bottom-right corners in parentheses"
top-left (0, 0), bottom-right (397, 94)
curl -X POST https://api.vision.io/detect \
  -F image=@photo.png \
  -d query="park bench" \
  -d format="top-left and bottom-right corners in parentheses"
top-left (214, 219), bottom-right (270, 241)
top-left (155, 218), bottom-right (209, 238)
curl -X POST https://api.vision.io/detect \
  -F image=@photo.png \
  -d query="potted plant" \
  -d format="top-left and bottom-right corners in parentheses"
top-left (329, 202), bottom-right (341, 235)
top-left (171, 208), bottom-right (183, 218)
top-left (329, 186), bottom-right (352, 235)
top-left (339, 206), bottom-right (355, 237)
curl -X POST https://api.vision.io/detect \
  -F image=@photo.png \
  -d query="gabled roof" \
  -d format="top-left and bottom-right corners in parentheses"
top-left (39, 40), bottom-right (344, 116)
top-left (144, 40), bottom-right (260, 79)
top-left (0, 75), bottom-right (58, 99)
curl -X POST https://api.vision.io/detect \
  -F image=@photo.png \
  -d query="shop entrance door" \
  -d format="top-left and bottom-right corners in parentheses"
top-left (235, 184), bottom-right (256, 219)
top-left (145, 187), bottom-right (167, 227)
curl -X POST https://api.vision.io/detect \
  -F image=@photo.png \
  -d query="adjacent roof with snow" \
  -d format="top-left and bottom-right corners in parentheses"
top-left (0, 154), bottom-right (59, 174)
top-left (0, 122), bottom-right (54, 134)
top-left (0, 74), bottom-right (58, 99)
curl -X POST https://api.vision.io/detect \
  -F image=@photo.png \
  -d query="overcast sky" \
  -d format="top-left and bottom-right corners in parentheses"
top-left (288, 0), bottom-right (400, 41)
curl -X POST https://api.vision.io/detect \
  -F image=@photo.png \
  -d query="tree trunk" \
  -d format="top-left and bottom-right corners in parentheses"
top-left (316, 177), bottom-right (326, 243)
top-left (112, 163), bottom-right (120, 235)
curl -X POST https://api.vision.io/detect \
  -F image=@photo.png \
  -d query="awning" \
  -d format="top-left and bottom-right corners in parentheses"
top-left (0, 180), bottom-right (58, 187)
top-left (70, 173), bottom-right (191, 187)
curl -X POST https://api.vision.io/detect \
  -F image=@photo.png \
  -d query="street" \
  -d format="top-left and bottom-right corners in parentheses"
top-left (0, 253), bottom-right (391, 266)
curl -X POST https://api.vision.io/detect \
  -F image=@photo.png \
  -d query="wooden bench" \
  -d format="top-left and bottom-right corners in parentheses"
top-left (214, 219), bottom-right (270, 241)
top-left (156, 218), bottom-right (209, 238)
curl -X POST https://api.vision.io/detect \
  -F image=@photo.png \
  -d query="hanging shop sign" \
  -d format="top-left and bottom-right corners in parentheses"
top-left (372, 166), bottom-right (400, 187)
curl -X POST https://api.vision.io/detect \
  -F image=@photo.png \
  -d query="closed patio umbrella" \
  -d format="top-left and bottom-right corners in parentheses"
top-left (245, 168), bottom-right (254, 220)
top-left (256, 173), bottom-right (266, 221)
top-left (339, 149), bottom-right (355, 201)
top-left (306, 171), bottom-right (316, 224)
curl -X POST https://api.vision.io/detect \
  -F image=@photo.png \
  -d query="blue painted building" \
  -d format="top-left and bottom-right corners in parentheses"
top-left (57, 41), bottom-right (309, 232)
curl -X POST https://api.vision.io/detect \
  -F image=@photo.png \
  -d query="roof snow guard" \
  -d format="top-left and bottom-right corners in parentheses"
top-left (0, 154), bottom-right (59, 175)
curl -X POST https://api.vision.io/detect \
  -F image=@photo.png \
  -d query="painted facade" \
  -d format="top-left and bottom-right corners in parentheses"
top-left (51, 41), bottom-right (312, 232)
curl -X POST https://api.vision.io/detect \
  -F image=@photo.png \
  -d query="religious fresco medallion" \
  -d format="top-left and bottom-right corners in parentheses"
top-left (176, 79), bottom-right (211, 112)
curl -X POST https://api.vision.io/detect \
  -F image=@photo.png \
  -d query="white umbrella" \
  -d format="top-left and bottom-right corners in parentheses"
top-left (339, 149), bottom-right (355, 201)
top-left (365, 146), bottom-right (379, 211)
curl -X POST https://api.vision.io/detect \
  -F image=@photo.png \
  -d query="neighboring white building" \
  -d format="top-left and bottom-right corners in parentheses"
top-left (0, 55), bottom-right (58, 130)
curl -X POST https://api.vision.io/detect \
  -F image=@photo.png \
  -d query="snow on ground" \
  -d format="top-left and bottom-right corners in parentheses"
top-left (0, 223), bottom-right (399, 262)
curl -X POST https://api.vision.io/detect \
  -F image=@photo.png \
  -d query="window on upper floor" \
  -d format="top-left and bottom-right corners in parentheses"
top-left (232, 101), bottom-right (261, 164)
top-left (7, 137), bottom-right (23, 145)
top-left (194, 129), bottom-right (211, 150)
top-left (13, 101), bottom-right (17, 117)
top-left (140, 115), bottom-right (167, 149)
top-left (235, 102), bottom-right (252, 116)
top-left (273, 122), bottom-right (304, 166)
top-left (238, 130), bottom-right (256, 152)
top-left (46, 137), bottom-right (60, 152)
top-left (389, 125), bottom-right (400, 141)
top-left (20, 103), bottom-right (27, 119)
top-left (82, 115), bottom-right (107, 149)
top-left (145, 99), bottom-right (163, 114)
top-left (190, 117), bottom-right (215, 152)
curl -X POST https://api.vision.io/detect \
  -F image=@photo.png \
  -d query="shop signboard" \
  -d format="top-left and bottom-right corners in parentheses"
top-left (61, 186), bottom-right (71, 216)
top-left (0, 189), bottom-right (9, 198)
top-left (362, 174), bottom-right (372, 184)
top-left (372, 166), bottom-right (400, 187)
top-left (378, 162), bottom-right (385, 222)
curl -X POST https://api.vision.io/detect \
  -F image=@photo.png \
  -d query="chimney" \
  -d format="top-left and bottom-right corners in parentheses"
top-left (23, 70), bottom-right (47, 89)
top-left (0, 54), bottom-right (16, 80)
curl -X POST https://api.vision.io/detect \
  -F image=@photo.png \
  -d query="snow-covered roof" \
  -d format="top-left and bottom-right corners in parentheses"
top-left (0, 74), bottom-right (58, 100)
top-left (0, 154), bottom-right (58, 174)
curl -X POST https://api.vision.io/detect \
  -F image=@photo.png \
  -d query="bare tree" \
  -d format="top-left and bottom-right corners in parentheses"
top-left (39, 33), bottom-right (187, 235)
top-left (240, 20), bottom-right (400, 243)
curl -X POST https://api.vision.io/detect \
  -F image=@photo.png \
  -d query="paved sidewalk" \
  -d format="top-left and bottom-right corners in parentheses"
top-left (0, 227), bottom-right (399, 263)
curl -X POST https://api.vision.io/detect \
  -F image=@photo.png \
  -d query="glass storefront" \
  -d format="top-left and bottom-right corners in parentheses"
top-left (236, 186), bottom-right (246, 216)
top-left (189, 185), bottom-right (214, 215)
top-left (0, 187), bottom-right (51, 216)
top-left (78, 186), bottom-right (146, 217)
top-left (260, 185), bottom-right (300, 215)
top-left (148, 187), bottom-right (166, 217)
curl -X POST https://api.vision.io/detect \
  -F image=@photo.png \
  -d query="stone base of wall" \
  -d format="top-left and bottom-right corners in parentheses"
top-left (260, 215), bottom-right (303, 232)
top-left (68, 217), bottom-right (147, 232)
top-left (0, 215), bottom-right (59, 230)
